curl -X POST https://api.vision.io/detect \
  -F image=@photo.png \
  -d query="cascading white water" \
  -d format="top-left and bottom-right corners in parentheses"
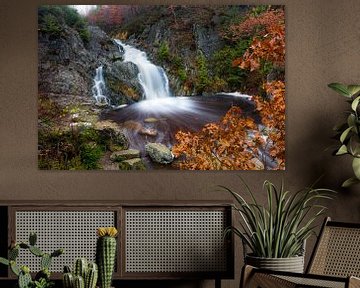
top-left (92, 66), bottom-right (110, 105)
top-left (114, 39), bottom-right (171, 100)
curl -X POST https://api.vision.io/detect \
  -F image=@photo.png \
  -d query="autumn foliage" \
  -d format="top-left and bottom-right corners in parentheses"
top-left (87, 5), bottom-right (140, 29)
top-left (173, 7), bottom-right (285, 170)
top-left (228, 9), bottom-right (285, 39)
top-left (172, 107), bottom-right (263, 170)
top-left (254, 81), bottom-right (285, 169)
top-left (232, 9), bottom-right (285, 71)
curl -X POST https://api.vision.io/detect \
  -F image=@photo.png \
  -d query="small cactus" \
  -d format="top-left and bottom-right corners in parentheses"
top-left (0, 232), bottom-right (63, 288)
top-left (63, 272), bottom-right (74, 288)
top-left (74, 275), bottom-right (85, 288)
top-left (74, 258), bottom-right (88, 279)
top-left (85, 263), bottom-right (98, 288)
top-left (29, 232), bottom-right (37, 246)
top-left (9, 246), bottom-right (19, 260)
top-left (96, 227), bottom-right (118, 288)
top-left (41, 253), bottom-right (52, 270)
top-left (18, 269), bottom-right (32, 288)
top-left (63, 259), bottom-right (98, 288)
top-left (29, 245), bottom-right (44, 257)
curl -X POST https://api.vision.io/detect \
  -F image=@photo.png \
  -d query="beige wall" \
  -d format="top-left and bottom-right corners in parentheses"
top-left (1, 0), bottom-right (360, 287)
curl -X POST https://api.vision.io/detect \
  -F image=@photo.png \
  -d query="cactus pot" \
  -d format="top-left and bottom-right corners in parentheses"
top-left (245, 254), bottom-right (305, 273)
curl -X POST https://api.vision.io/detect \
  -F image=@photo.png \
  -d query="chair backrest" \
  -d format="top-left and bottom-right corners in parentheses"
top-left (307, 217), bottom-right (360, 277)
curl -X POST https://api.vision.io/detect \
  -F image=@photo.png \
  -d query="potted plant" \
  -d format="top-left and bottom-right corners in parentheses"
top-left (222, 179), bottom-right (334, 273)
top-left (328, 83), bottom-right (360, 187)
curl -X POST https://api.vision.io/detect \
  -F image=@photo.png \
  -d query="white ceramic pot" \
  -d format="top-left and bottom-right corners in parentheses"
top-left (245, 254), bottom-right (305, 273)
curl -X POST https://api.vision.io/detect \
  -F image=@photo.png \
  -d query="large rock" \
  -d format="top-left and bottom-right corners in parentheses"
top-left (145, 143), bottom-right (173, 164)
top-left (104, 61), bottom-right (143, 104)
top-left (95, 121), bottom-right (129, 151)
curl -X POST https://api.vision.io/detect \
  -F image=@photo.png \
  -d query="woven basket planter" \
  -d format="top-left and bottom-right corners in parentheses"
top-left (245, 254), bottom-right (305, 273)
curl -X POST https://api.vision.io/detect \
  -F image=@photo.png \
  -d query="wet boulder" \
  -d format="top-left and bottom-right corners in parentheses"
top-left (145, 143), bottom-right (174, 164)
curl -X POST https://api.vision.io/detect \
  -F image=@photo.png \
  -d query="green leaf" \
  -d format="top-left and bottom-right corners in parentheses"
top-left (328, 83), bottom-right (352, 97)
top-left (347, 114), bottom-right (356, 127)
top-left (348, 135), bottom-right (360, 156)
top-left (352, 157), bottom-right (360, 179)
top-left (351, 96), bottom-right (360, 111)
top-left (347, 85), bottom-right (360, 97)
top-left (342, 177), bottom-right (360, 188)
top-left (0, 257), bottom-right (9, 266)
top-left (340, 126), bottom-right (352, 143)
top-left (336, 145), bottom-right (348, 155)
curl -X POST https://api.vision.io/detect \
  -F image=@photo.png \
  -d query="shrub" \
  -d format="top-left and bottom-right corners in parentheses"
top-left (157, 41), bottom-right (170, 62)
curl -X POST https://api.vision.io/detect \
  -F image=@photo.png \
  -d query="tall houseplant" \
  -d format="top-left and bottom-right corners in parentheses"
top-left (222, 179), bottom-right (334, 272)
top-left (328, 83), bottom-right (360, 187)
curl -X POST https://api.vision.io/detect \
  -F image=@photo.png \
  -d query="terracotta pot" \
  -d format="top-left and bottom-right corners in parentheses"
top-left (245, 254), bottom-right (305, 273)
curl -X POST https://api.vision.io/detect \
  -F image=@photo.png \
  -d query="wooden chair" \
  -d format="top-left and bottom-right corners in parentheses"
top-left (241, 217), bottom-right (360, 288)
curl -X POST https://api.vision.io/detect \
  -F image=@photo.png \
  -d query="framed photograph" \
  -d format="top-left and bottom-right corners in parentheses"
top-left (38, 5), bottom-right (285, 170)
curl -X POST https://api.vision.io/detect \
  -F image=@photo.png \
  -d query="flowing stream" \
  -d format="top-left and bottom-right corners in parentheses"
top-left (92, 66), bottom-right (110, 105)
top-left (114, 39), bottom-right (171, 100)
top-left (98, 41), bottom-right (274, 168)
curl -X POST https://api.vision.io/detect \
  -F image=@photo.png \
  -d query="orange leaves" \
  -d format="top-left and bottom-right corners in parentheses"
top-left (231, 8), bottom-right (285, 72)
top-left (235, 23), bottom-right (285, 71)
top-left (172, 106), bottom-right (261, 170)
top-left (254, 81), bottom-right (285, 169)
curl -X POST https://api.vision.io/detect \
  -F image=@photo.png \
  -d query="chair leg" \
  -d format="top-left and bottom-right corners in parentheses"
top-left (349, 276), bottom-right (360, 288)
top-left (240, 265), bottom-right (255, 288)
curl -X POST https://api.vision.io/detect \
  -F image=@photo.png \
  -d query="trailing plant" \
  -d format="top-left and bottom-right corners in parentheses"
top-left (328, 83), bottom-right (360, 187)
top-left (0, 232), bottom-right (63, 288)
top-left (222, 178), bottom-right (334, 258)
top-left (96, 227), bottom-right (118, 288)
top-left (62, 258), bottom-right (98, 288)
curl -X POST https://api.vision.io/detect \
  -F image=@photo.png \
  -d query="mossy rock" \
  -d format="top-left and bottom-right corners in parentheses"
top-left (110, 149), bottom-right (140, 162)
top-left (118, 158), bottom-right (146, 170)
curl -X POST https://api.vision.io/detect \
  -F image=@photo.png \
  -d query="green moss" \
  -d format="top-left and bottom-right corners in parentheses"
top-left (80, 142), bottom-right (103, 169)
top-left (38, 126), bottom-right (106, 170)
top-left (195, 51), bottom-right (211, 94)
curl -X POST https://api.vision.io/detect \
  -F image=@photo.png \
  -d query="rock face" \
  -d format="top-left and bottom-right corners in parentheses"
top-left (145, 143), bottom-right (173, 164)
top-left (104, 61), bottom-right (142, 104)
top-left (38, 19), bottom-right (142, 107)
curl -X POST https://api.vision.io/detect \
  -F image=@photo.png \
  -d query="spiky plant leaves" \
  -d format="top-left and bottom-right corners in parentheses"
top-left (222, 179), bottom-right (335, 258)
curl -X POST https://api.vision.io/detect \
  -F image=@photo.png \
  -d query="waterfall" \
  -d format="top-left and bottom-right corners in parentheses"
top-left (92, 66), bottom-right (110, 105)
top-left (114, 39), bottom-right (171, 100)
